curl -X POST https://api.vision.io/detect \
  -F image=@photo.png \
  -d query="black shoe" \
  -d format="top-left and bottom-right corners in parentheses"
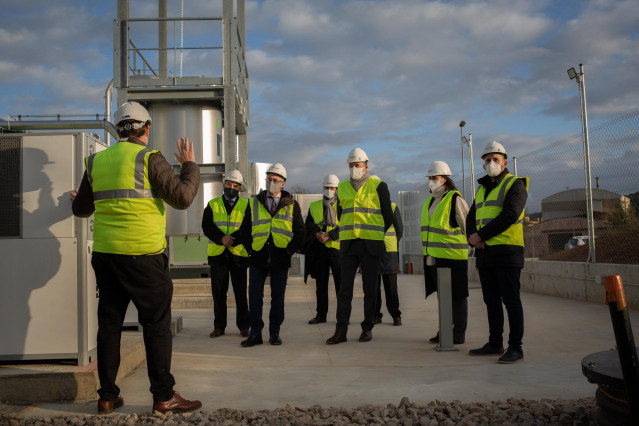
top-left (373, 316), bottom-right (382, 324)
top-left (498, 347), bottom-right (524, 364)
top-left (326, 330), bottom-right (347, 345)
top-left (392, 316), bottom-right (402, 326)
top-left (429, 333), bottom-right (465, 345)
top-left (269, 334), bottom-right (282, 345)
top-left (358, 330), bottom-right (372, 342)
top-left (308, 317), bottom-right (326, 324)
top-left (240, 335), bottom-right (263, 347)
top-left (469, 342), bottom-right (504, 356)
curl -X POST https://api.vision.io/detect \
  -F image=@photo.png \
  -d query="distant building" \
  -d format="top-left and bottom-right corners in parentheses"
top-left (524, 188), bottom-right (629, 257)
top-left (541, 188), bottom-right (630, 221)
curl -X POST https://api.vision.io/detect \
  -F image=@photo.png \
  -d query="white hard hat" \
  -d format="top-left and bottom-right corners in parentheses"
top-left (266, 163), bottom-right (287, 180)
top-left (114, 101), bottom-right (152, 128)
top-left (224, 169), bottom-right (244, 186)
top-left (426, 161), bottom-right (452, 177)
top-left (322, 174), bottom-right (340, 187)
top-left (481, 141), bottom-right (508, 159)
top-left (347, 147), bottom-right (369, 163)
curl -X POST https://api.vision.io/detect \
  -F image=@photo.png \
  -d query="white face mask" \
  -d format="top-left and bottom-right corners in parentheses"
top-left (429, 180), bottom-right (442, 193)
top-left (323, 189), bottom-right (335, 199)
top-left (350, 166), bottom-right (365, 180)
top-left (267, 180), bottom-right (282, 195)
top-left (485, 160), bottom-right (503, 177)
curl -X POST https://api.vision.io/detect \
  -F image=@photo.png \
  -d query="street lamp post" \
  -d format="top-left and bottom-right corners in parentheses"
top-left (466, 134), bottom-right (476, 198)
top-left (567, 64), bottom-right (596, 263)
top-left (459, 121), bottom-right (466, 199)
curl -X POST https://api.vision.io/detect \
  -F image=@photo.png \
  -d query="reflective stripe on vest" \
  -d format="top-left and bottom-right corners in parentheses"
top-left (338, 177), bottom-right (385, 241)
top-left (250, 197), bottom-right (294, 251)
top-left (475, 174), bottom-right (530, 247)
top-left (207, 197), bottom-right (249, 257)
top-left (384, 202), bottom-right (398, 252)
top-left (421, 190), bottom-right (468, 260)
top-left (86, 142), bottom-right (166, 255)
top-left (309, 200), bottom-right (340, 250)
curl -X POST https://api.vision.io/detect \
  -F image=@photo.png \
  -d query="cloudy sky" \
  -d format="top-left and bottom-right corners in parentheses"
top-left (1, 0), bottom-right (638, 202)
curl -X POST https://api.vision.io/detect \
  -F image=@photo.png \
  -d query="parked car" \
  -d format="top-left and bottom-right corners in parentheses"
top-left (564, 235), bottom-right (589, 250)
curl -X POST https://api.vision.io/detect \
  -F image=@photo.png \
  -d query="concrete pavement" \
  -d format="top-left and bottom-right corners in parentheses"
top-left (4, 273), bottom-right (636, 418)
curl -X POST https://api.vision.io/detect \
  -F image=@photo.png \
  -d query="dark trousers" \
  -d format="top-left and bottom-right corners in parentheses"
top-left (313, 248), bottom-right (341, 320)
top-left (336, 240), bottom-right (381, 334)
top-left (91, 252), bottom-right (175, 403)
top-left (375, 274), bottom-right (401, 319)
top-left (248, 264), bottom-right (288, 336)
top-left (478, 267), bottom-right (524, 349)
top-left (209, 259), bottom-right (249, 331)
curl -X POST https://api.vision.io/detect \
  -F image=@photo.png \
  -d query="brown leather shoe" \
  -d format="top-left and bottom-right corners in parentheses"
top-left (392, 316), bottom-right (402, 326)
top-left (240, 328), bottom-right (250, 337)
top-left (209, 328), bottom-right (224, 338)
top-left (326, 330), bottom-right (347, 345)
top-left (97, 396), bottom-right (123, 414)
top-left (153, 392), bottom-right (202, 414)
top-left (358, 330), bottom-right (372, 342)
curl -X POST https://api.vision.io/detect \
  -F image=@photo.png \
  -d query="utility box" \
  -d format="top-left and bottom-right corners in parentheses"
top-left (0, 132), bottom-right (105, 365)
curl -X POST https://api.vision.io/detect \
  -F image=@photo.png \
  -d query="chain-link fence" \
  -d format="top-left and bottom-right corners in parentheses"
top-left (516, 110), bottom-right (639, 265)
top-left (399, 110), bottom-right (639, 266)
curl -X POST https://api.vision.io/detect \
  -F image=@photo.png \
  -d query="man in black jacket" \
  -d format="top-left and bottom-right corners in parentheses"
top-left (72, 101), bottom-right (201, 414)
top-left (466, 141), bottom-right (529, 364)
top-left (326, 148), bottom-right (394, 344)
top-left (240, 163), bottom-right (306, 347)
top-left (201, 169), bottom-right (251, 339)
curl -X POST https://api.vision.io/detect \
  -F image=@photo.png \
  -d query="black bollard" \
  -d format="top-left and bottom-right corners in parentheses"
top-left (604, 274), bottom-right (639, 421)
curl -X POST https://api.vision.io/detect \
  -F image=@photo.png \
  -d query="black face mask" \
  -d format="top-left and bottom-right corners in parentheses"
top-left (224, 187), bottom-right (239, 199)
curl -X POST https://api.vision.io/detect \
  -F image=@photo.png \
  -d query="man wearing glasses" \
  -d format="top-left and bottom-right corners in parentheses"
top-left (240, 163), bottom-right (305, 347)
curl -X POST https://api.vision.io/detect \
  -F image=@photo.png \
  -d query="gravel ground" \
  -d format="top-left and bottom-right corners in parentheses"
top-left (0, 397), bottom-right (597, 425)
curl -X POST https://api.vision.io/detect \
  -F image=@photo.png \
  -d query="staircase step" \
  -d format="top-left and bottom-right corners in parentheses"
top-left (173, 283), bottom-right (211, 295)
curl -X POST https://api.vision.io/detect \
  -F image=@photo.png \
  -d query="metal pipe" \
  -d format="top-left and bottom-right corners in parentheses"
top-left (159, 0), bottom-right (168, 79)
top-left (0, 119), bottom-right (119, 139)
top-left (105, 79), bottom-right (114, 146)
top-left (578, 64), bottom-right (596, 263)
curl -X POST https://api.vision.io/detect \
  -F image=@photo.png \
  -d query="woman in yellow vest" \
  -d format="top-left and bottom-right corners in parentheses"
top-left (201, 169), bottom-right (251, 339)
top-left (421, 161), bottom-right (470, 345)
top-left (304, 174), bottom-right (341, 324)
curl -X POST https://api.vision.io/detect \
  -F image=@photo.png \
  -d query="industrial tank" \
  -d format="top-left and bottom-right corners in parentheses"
top-left (147, 102), bottom-right (223, 235)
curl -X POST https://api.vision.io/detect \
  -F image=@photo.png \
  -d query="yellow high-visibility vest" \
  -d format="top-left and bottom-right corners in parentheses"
top-left (475, 174), bottom-right (530, 247)
top-left (421, 190), bottom-right (468, 260)
top-left (250, 197), bottom-right (294, 251)
top-left (207, 197), bottom-right (249, 257)
top-left (338, 177), bottom-right (385, 241)
top-left (86, 141), bottom-right (165, 255)
top-left (384, 202), bottom-right (398, 252)
top-left (309, 199), bottom-right (340, 250)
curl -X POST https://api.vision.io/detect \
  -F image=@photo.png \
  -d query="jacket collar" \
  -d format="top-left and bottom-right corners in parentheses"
top-left (257, 189), bottom-right (294, 208)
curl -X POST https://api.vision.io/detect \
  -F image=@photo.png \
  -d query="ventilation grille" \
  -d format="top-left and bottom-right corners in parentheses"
top-left (0, 136), bottom-right (22, 238)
